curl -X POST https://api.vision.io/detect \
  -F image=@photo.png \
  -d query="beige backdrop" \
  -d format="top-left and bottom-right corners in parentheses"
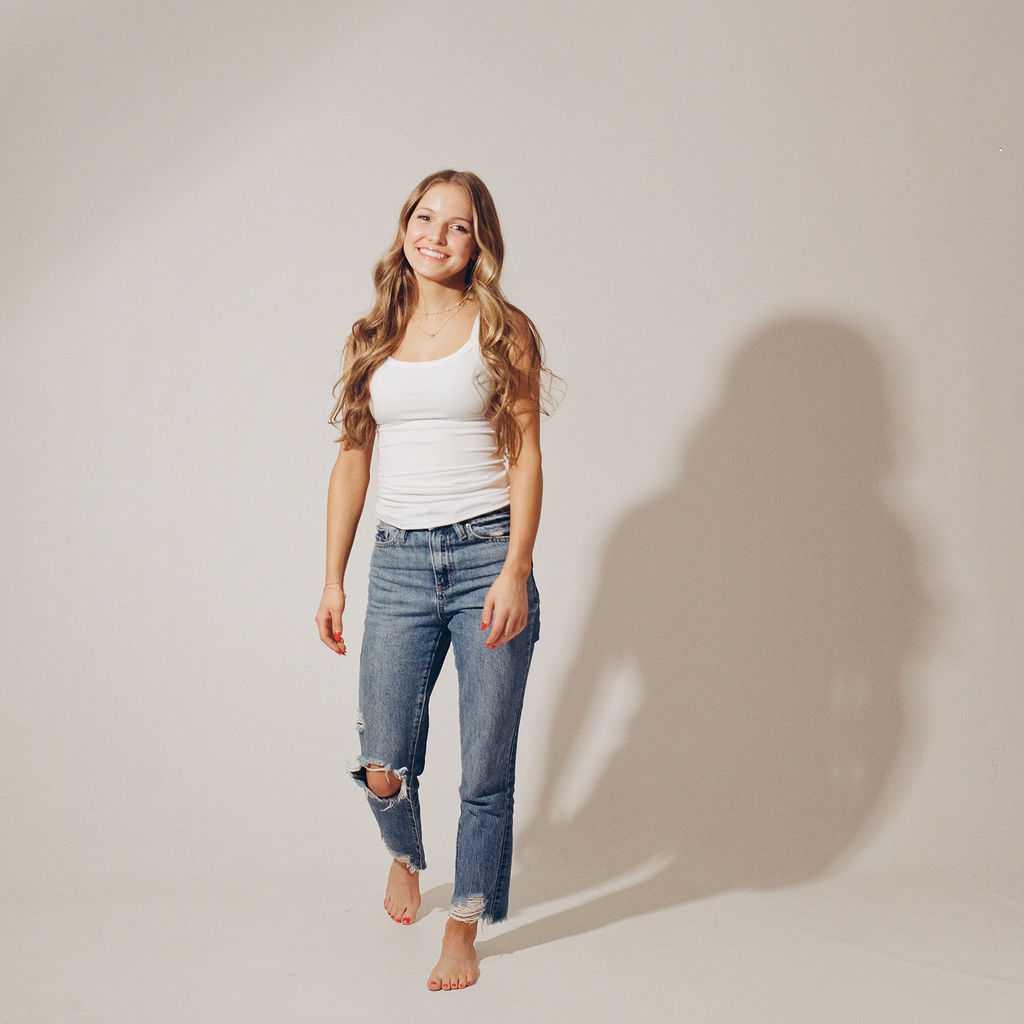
top-left (4, 2), bottom-right (1022, 1021)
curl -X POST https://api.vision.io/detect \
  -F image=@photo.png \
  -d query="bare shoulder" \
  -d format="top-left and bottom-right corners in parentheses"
top-left (509, 307), bottom-right (531, 332)
top-left (506, 307), bottom-right (540, 365)
top-left (508, 306), bottom-right (535, 336)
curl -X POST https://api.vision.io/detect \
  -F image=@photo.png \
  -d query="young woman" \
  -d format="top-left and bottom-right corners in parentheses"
top-left (315, 170), bottom-right (553, 991)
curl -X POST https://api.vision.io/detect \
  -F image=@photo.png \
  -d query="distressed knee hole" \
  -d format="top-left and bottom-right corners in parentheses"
top-left (364, 764), bottom-right (403, 799)
top-left (349, 759), bottom-right (409, 803)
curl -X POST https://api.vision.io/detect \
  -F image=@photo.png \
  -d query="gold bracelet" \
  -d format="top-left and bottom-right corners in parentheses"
top-left (323, 582), bottom-right (345, 594)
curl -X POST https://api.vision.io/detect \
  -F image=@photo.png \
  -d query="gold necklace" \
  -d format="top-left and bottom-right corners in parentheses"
top-left (411, 295), bottom-right (470, 338)
top-left (415, 293), bottom-right (469, 317)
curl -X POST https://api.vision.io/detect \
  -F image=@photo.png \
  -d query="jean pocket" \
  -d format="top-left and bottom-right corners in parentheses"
top-left (466, 509), bottom-right (511, 542)
top-left (374, 522), bottom-right (404, 547)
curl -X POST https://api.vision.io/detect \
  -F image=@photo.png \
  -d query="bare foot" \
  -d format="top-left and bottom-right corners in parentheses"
top-left (427, 918), bottom-right (479, 991)
top-left (383, 859), bottom-right (420, 925)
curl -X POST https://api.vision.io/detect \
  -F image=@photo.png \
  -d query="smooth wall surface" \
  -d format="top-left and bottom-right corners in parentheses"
top-left (3, 2), bottom-right (1022, 1021)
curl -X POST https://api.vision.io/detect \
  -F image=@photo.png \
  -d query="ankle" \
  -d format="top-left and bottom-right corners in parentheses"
top-left (449, 895), bottom-right (485, 926)
top-left (445, 917), bottom-right (478, 940)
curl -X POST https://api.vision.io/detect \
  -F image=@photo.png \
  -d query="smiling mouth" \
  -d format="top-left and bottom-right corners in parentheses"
top-left (417, 247), bottom-right (449, 261)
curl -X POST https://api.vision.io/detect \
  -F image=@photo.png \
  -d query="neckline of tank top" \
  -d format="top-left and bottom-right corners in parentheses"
top-left (387, 314), bottom-right (480, 366)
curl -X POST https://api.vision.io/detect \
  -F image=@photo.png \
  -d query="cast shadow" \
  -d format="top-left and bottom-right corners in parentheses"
top-left (481, 316), bottom-right (932, 957)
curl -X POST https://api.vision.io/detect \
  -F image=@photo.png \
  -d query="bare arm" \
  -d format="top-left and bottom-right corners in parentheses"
top-left (315, 430), bottom-right (375, 655)
top-left (482, 320), bottom-right (543, 649)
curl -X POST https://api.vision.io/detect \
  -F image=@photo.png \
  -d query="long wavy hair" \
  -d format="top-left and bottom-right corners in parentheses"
top-left (329, 169), bottom-right (558, 462)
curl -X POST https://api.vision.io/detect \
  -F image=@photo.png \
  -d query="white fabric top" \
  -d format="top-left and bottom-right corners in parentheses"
top-left (368, 316), bottom-right (510, 529)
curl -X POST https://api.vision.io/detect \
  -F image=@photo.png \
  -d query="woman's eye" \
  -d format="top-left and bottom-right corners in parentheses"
top-left (453, 224), bottom-right (468, 233)
top-left (417, 214), bottom-right (430, 221)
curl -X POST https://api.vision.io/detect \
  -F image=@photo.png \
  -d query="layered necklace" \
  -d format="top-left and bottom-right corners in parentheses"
top-left (410, 293), bottom-right (471, 338)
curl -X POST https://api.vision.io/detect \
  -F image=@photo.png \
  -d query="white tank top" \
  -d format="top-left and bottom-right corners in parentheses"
top-left (368, 316), bottom-right (511, 529)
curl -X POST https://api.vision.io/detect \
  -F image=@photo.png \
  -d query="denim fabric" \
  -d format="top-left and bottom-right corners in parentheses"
top-left (351, 505), bottom-right (540, 924)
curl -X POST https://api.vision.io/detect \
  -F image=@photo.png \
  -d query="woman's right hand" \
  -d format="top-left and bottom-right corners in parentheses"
top-left (316, 585), bottom-right (347, 655)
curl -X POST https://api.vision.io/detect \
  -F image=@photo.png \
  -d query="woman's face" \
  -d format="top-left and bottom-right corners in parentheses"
top-left (403, 183), bottom-right (477, 289)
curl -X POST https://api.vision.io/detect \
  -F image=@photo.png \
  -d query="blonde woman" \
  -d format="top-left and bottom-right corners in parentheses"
top-left (315, 170), bottom-right (552, 991)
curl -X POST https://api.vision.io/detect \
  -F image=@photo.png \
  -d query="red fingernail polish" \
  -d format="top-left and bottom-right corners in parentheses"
top-left (334, 632), bottom-right (342, 641)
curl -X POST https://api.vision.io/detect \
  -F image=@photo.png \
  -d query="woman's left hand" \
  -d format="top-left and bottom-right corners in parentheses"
top-left (482, 571), bottom-right (529, 649)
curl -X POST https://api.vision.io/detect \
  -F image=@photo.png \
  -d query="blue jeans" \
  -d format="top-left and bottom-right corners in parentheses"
top-left (351, 506), bottom-right (540, 924)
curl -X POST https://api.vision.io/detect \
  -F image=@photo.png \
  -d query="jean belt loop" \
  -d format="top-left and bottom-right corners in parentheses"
top-left (453, 520), bottom-right (466, 541)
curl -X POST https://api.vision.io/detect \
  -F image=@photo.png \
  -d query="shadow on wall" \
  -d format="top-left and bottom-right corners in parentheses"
top-left (481, 316), bottom-right (932, 955)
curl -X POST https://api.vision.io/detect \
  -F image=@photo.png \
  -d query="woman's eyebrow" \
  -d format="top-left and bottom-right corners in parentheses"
top-left (416, 205), bottom-right (471, 223)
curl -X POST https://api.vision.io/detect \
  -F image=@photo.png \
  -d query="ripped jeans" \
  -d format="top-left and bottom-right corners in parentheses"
top-left (351, 506), bottom-right (540, 925)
